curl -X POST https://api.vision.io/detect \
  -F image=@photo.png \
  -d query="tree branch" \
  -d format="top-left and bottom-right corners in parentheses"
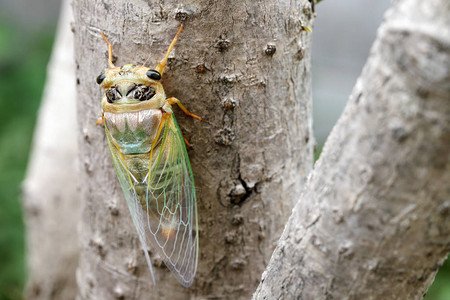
top-left (253, 0), bottom-right (450, 298)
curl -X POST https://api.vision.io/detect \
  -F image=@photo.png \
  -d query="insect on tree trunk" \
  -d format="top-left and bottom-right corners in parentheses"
top-left (73, 0), bottom-right (314, 299)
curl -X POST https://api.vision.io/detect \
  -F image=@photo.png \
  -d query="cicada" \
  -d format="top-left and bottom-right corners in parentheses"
top-left (95, 25), bottom-right (199, 287)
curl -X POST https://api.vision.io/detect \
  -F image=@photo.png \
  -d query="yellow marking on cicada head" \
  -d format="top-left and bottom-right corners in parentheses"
top-left (155, 24), bottom-right (183, 76)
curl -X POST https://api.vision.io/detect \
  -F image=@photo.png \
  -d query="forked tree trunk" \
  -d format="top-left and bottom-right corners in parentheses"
top-left (24, 0), bottom-right (447, 299)
top-left (254, 0), bottom-right (450, 298)
top-left (72, 0), bottom-right (314, 299)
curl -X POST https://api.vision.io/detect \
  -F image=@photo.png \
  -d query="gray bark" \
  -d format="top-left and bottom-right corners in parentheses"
top-left (253, 0), bottom-right (450, 299)
top-left (73, 0), bottom-right (314, 299)
top-left (22, 0), bottom-right (79, 299)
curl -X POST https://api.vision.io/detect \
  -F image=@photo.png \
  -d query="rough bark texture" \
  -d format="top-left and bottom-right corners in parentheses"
top-left (22, 1), bottom-right (79, 299)
top-left (253, 0), bottom-right (450, 299)
top-left (73, 0), bottom-right (314, 299)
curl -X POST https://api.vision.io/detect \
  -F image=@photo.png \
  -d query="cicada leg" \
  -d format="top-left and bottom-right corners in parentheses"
top-left (166, 97), bottom-right (201, 120)
top-left (95, 115), bottom-right (104, 125)
top-left (183, 137), bottom-right (192, 147)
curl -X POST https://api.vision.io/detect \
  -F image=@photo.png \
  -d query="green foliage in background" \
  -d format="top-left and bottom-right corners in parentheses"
top-left (425, 259), bottom-right (450, 300)
top-left (0, 22), bottom-right (54, 300)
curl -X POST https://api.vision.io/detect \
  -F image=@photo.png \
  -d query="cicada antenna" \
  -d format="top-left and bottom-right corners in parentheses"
top-left (155, 24), bottom-right (183, 75)
top-left (101, 32), bottom-right (116, 69)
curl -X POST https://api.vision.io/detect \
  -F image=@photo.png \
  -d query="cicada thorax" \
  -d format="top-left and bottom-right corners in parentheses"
top-left (104, 109), bottom-right (162, 154)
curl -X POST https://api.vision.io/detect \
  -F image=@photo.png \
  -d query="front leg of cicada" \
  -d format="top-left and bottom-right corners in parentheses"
top-left (163, 97), bottom-right (201, 147)
top-left (95, 114), bottom-right (104, 125)
top-left (165, 97), bottom-right (201, 120)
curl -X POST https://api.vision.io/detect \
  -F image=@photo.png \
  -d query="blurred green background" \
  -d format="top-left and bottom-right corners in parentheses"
top-left (0, 0), bottom-right (58, 298)
top-left (0, 0), bottom-right (448, 299)
top-left (0, 30), bottom-right (52, 300)
top-left (0, 20), bottom-right (55, 300)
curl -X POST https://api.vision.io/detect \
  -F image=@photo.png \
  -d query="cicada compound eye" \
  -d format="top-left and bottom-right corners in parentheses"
top-left (129, 85), bottom-right (156, 101)
top-left (96, 72), bottom-right (106, 84)
top-left (105, 87), bottom-right (122, 103)
top-left (146, 70), bottom-right (161, 80)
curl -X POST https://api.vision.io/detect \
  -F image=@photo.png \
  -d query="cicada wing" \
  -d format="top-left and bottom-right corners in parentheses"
top-left (104, 115), bottom-right (198, 287)
top-left (104, 125), bottom-right (157, 285)
top-left (144, 114), bottom-right (199, 287)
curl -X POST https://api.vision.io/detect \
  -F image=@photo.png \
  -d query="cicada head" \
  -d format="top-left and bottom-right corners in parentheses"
top-left (97, 26), bottom-right (183, 114)
top-left (97, 64), bottom-right (166, 112)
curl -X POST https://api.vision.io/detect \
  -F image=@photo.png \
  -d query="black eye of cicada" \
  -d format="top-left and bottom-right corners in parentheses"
top-left (130, 85), bottom-right (156, 101)
top-left (96, 73), bottom-right (106, 84)
top-left (105, 87), bottom-right (122, 103)
top-left (146, 70), bottom-right (161, 80)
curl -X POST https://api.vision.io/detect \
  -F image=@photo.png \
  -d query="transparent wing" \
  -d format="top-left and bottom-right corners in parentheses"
top-left (104, 114), bottom-right (198, 287)
top-left (145, 115), bottom-right (198, 287)
top-left (104, 123), bottom-right (157, 285)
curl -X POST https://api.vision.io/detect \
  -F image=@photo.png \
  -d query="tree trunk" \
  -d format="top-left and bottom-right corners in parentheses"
top-left (253, 0), bottom-right (450, 299)
top-left (22, 0), bottom-right (79, 299)
top-left (72, 0), bottom-right (314, 299)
